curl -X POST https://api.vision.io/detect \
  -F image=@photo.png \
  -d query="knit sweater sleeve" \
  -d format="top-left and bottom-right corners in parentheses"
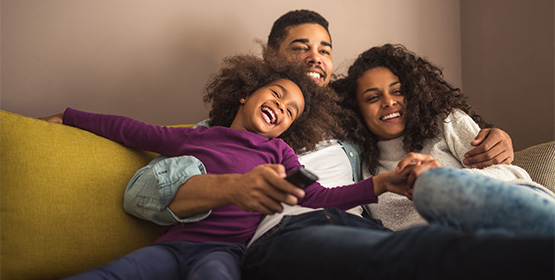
top-left (442, 110), bottom-right (540, 186)
top-left (63, 107), bottom-right (191, 156)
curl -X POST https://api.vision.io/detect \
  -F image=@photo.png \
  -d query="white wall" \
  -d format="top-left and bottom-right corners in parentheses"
top-left (1, 0), bottom-right (462, 126)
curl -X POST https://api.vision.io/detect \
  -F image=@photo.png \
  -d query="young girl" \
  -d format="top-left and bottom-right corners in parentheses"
top-left (334, 44), bottom-right (555, 235)
top-left (47, 54), bottom-right (411, 279)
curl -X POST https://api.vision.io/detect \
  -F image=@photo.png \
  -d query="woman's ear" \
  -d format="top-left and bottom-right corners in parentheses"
top-left (240, 97), bottom-right (247, 104)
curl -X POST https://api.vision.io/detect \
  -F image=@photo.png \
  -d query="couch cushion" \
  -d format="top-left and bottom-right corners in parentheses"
top-left (1, 110), bottom-right (161, 279)
top-left (513, 141), bottom-right (555, 192)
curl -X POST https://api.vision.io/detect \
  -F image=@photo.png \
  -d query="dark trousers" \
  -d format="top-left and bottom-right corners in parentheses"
top-left (63, 241), bottom-right (246, 280)
top-left (243, 208), bottom-right (554, 280)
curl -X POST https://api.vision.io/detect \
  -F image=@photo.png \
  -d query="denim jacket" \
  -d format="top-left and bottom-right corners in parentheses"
top-left (123, 120), bottom-right (362, 226)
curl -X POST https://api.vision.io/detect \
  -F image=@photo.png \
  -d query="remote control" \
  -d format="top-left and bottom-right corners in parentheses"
top-left (285, 167), bottom-right (318, 189)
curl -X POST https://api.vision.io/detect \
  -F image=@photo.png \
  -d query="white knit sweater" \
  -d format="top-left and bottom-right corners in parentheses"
top-left (365, 109), bottom-right (546, 231)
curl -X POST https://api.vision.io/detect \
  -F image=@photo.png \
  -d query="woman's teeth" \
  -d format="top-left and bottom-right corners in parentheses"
top-left (381, 112), bottom-right (401, 120)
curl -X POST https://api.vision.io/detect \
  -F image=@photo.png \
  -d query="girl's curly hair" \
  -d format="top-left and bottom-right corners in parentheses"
top-left (204, 52), bottom-right (346, 153)
top-left (332, 44), bottom-right (491, 174)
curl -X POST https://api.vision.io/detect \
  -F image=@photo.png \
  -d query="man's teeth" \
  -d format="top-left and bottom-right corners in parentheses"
top-left (381, 112), bottom-right (401, 120)
top-left (306, 72), bottom-right (322, 79)
top-left (262, 107), bottom-right (276, 124)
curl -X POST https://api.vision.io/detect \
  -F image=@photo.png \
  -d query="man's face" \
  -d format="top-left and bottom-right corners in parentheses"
top-left (277, 23), bottom-right (333, 87)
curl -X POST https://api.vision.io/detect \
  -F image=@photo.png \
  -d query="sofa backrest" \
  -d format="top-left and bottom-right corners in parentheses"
top-left (1, 110), bottom-right (161, 279)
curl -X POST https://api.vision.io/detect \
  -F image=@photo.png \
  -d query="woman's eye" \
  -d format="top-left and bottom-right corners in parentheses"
top-left (393, 90), bottom-right (403, 95)
top-left (367, 96), bottom-right (379, 102)
top-left (320, 50), bottom-right (330, 55)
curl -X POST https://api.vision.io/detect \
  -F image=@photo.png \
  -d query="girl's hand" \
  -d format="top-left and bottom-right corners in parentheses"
top-left (39, 113), bottom-right (64, 124)
top-left (372, 171), bottom-right (412, 199)
top-left (395, 153), bottom-right (442, 187)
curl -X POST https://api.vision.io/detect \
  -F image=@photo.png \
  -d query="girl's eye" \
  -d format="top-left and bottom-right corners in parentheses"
top-left (271, 90), bottom-right (280, 98)
top-left (320, 49), bottom-right (330, 55)
top-left (393, 90), bottom-right (403, 95)
top-left (287, 109), bottom-right (293, 118)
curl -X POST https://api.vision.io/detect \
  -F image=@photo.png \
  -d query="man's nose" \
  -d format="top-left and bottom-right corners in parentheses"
top-left (305, 49), bottom-right (322, 65)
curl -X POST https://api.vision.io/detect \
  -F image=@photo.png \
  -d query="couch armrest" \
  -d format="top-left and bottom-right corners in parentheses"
top-left (513, 141), bottom-right (555, 192)
top-left (1, 110), bottom-right (161, 279)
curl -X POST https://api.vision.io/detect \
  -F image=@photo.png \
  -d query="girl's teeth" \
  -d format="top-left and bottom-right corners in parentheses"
top-left (262, 107), bottom-right (276, 124)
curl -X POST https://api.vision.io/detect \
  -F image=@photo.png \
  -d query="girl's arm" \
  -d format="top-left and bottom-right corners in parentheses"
top-left (279, 144), bottom-right (410, 209)
top-left (60, 107), bottom-right (191, 156)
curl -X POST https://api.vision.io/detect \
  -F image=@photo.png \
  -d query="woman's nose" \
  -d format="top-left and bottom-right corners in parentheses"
top-left (382, 95), bottom-right (397, 107)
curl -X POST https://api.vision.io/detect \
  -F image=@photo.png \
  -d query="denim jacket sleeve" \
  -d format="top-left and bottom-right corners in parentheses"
top-left (338, 139), bottom-right (362, 183)
top-left (123, 120), bottom-right (212, 226)
top-left (123, 155), bottom-right (210, 226)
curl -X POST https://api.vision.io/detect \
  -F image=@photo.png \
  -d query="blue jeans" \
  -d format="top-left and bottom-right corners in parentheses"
top-left (414, 167), bottom-right (555, 236)
top-left (63, 241), bottom-right (245, 280)
top-left (243, 208), bottom-right (554, 280)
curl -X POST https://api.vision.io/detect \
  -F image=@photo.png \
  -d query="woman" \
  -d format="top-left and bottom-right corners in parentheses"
top-left (334, 43), bottom-right (555, 235)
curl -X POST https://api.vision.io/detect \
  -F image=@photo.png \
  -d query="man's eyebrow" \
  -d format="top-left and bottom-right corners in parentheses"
top-left (321, 41), bottom-right (332, 49)
top-left (289, 39), bottom-right (309, 45)
top-left (289, 39), bottom-right (332, 49)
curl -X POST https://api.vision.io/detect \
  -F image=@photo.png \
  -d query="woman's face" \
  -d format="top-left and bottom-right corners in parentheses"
top-left (231, 79), bottom-right (305, 139)
top-left (356, 67), bottom-right (406, 140)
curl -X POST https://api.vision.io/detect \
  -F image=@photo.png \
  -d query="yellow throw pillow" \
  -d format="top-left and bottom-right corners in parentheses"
top-left (1, 110), bottom-right (161, 279)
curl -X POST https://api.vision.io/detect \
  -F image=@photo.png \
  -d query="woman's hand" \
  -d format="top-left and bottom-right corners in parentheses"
top-left (396, 153), bottom-right (443, 188)
top-left (39, 112), bottom-right (64, 124)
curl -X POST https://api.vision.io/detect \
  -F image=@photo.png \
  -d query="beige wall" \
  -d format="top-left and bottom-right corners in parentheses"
top-left (461, 0), bottom-right (555, 150)
top-left (5, 0), bottom-right (552, 150)
top-left (1, 0), bottom-right (461, 126)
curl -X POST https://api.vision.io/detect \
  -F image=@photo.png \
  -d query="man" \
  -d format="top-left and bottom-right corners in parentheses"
top-left (123, 10), bottom-right (550, 280)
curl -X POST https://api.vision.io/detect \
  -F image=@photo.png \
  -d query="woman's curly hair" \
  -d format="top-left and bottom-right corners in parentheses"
top-left (204, 51), bottom-right (346, 153)
top-left (332, 44), bottom-right (491, 174)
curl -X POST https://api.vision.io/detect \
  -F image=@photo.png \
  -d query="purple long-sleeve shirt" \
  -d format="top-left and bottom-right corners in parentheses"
top-left (64, 108), bottom-right (377, 243)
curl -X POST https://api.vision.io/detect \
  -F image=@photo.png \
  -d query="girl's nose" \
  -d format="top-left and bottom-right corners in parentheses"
top-left (275, 101), bottom-right (285, 113)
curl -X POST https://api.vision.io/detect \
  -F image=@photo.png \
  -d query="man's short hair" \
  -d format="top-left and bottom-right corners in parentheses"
top-left (267, 10), bottom-right (331, 50)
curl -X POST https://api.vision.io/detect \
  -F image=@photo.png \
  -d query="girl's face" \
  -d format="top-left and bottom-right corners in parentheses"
top-left (356, 67), bottom-right (406, 140)
top-left (231, 79), bottom-right (305, 138)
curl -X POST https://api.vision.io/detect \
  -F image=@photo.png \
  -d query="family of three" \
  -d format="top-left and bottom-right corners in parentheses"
top-left (42, 9), bottom-right (554, 280)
